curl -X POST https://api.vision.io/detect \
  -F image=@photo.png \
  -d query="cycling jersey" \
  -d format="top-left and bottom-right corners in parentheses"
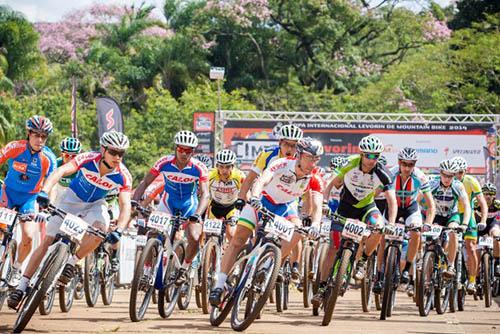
top-left (337, 155), bottom-right (393, 208)
top-left (251, 146), bottom-right (283, 175)
top-left (390, 166), bottom-right (430, 208)
top-left (56, 157), bottom-right (77, 187)
top-left (475, 199), bottom-right (500, 236)
top-left (428, 176), bottom-right (468, 218)
top-left (69, 152), bottom-right (132, 202)
top-left (209, 168), bottom-right (245, 206)
top-left (0, 140), bottom-right (56, 194)
top-left (457, 175), bottom-right (482, 213)
top-left (150, 155), bottom-right (208, 202)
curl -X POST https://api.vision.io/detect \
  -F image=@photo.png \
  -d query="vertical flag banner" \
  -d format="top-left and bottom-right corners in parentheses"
top-left (96, 97), bottom-right (124, 137)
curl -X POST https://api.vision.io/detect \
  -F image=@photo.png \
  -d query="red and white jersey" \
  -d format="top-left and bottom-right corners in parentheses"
top-left (260, 157), bottom-right (323, 204)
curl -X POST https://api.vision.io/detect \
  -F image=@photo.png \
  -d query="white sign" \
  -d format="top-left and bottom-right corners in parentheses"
top-left (148, 211), bottom-right (172, 234)
top-left (0, 207), bottom-right (17, 227)
top-left (209, 67), bottom-right (225, 80)
top-left (233, 139), bottom-right (278, 163)
top-left (135, 235), bottom-right (148, 247)
top-left (478, 236), bottom-right (493, 249)
top-left (60, 213), bottom-right (88, 241)
top-left (203, 219), bottom-right (223, 235)
top-left (320, 218), bottom-right (331, 237)
top-left (384, 224), bottom-right (405, 242)
top-left (264, 216), bottom-right (295, 241)
top-left (341, 219), bottom-right (366, 242)
top-left (422, 225), bottom-right (443, 239)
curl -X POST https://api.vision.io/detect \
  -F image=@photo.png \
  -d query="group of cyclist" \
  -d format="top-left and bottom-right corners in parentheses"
top-left (0, 115), bottom-right (498, 330)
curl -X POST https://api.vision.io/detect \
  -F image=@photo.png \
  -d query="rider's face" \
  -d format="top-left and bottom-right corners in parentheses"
top-left (398, 160), bottom-right (415, 177)
top-left (103, 147), bottom-right (125, 169)
top-left (440, 172), bottom-right (454, 187)
top-left (299, 153), bottom-right (320, 174)
top-left (62, 152), bottom-right (77, 164)
top-left (455, 170), bottom-right (465, 181)
top-left (175, 145), bottom-right (194, 164)
top-left (28, 131), bottom-right (48, 151)
top-left (361, 153), bottom-right (378, 171)
top-left (483, 192), bottom-right (495, 206)
top-left (279, 139), bottom-right (298, 157)
top-left (216, 163), bottom-right (233, 178)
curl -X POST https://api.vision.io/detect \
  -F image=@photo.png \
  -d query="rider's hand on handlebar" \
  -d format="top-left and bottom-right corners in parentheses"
top-left (249, 197), bottom-right (262, 211)
top-left (106, 228), bottom-right (122, 244)
top-left (477, 222), bottom-right (487, 231)
top-left (36, 191), bottom-right (50, 209)
top-left (234, 198), bottom-right (245, 211)
top-left (308, 225), bottom-right (320, 239)
top-left (188, 214), bottom-right (201, 223)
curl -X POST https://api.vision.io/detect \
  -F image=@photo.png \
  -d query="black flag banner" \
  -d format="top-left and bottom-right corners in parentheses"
top-left (96, 97), bottom-right (124, 137)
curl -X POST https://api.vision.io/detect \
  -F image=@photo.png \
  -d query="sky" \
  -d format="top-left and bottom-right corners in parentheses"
top-left (0, 0), bottom-right (452, 22)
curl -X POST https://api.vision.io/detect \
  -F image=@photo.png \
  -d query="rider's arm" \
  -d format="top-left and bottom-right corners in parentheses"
top-left (116, 190), bottom-right (132, 230)
top-left (195, 180), bottom-right (210, 216)
top-left (41, 162), bottom-right (78, 194)
top-left (422, 191), bottom-right (436, 225)
top-left (385, 188), bottom-right (398, 225)
top-left (301, 191), bottom-right (312, 217)
top-left (324, 176), bottom-right (343, 201)
top-left (238, 170), bottom-right (258, 201)
top-left (457, 184), bottom-right (471, 226)
top-left (475, 193), bottom-right (488, 225)
top-left (132, 172), bottom-right (156, 202)
top-left (250, 170), bottom-right (273, 199)
top-left (309, 190), bottom-right (323, 227)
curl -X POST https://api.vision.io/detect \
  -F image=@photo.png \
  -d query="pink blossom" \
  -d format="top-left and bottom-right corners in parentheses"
top-left (423, 13), bottom-right (451, 42)
top-left (201, 40), bottom-right (217, 49)
top-left (141, 26), bottom-right (171, 38)
top-left (399, 99), bottom-right (418, 112)
top-left (204, 0), bottom-right (270, 27)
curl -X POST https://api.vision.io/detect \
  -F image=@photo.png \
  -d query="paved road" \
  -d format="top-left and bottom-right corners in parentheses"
top-left (1, 287), bottom-right (499, 333)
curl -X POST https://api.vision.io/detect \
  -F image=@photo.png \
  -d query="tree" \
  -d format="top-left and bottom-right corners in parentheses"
top-left (449, 0), bottom-right (500, 29)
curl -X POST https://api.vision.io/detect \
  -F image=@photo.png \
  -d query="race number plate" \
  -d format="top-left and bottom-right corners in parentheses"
top-left (320, 217), bottom-right (331, 237)
top-left (341, 219), bottom-right (366, 242)
top-left (264, 216), bottom-right (295, 242)
top-left (0, 207), bottom-right (16, 227)
top-left (384, 223), bottom-right (405, 241)
top-left (204, 219), bottom-right (223, 235)
top-left (478, 236), bottom-right (493, 248)
top-left (135, 235), bottom-right (147, 247)
top-left (148, 211), bottom-right (172, 234)
top-left (60, 213), bottom-right (88, 241)
top-left (422, 225), bottom-right (443, 239)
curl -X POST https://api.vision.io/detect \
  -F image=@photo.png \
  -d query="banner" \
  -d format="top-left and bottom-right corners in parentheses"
top-left (193, 112), bottom-right (215, 155)
top-left (222, 120), bottom-right (495, 173)
top-left (96, 97), bottom-right (124, 137)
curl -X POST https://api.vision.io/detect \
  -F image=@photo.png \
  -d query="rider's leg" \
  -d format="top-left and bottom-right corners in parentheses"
top-left (16, 220), bottom-right (36, 266)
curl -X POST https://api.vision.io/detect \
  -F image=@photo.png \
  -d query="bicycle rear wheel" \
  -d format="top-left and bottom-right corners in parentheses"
top-left (59, 275), bottom-right (77, 312)
top-left (361, 252), bottom-right (376, 313)
top-left (84, 250), bottom-right (100, 307)
top-left (302, 244), bottom-right (313, 308)
top-left (482, 252), bottom-right (492, 308)
top-left (380, 247), bottom-right (397, 320)
top-left (418, 251), bottom-right (435, 316)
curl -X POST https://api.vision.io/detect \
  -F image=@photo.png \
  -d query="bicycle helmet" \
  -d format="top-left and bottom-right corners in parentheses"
top-left (378, 155), bottom-right (388, 166)
top-left (194, 154), bottom-right (213, 168)
top-left (439, 159), bottom-right (459, 173)
top-left (330, 156), bottom-right (348, 169)
top-left (279, 124), bottom-right (303, 141)
top-left (482, 182), bottom-right (496, 194)
top-left (100, 130), bottom-right (130, 150)
top-left (26, 115), bottom-right (53, 134)
top-left (60, 137), bottom-right (82, 154)
top-left (451, 156), bottom-right (468, 172)
top-left (215, 150), bottom-right (237, 165)
top-left (297, 137), bottom-right (324, 156)
top-left (398, 147), bottom-right (418, 161)
top-left (174, 130), bottom-right (198, 148)
top-left (358, 135), bottom-right (384, 154)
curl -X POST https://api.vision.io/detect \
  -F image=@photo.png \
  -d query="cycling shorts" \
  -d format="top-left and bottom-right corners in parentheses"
top-left (433, 213), bottom-right (460, 227)
top-left (385, 201), bottom-right (422, 228)
top-left (0, 184), bottom-right (37, 215)
top-left (208, 201), bottom-right (237, 220)
top-left (478, 220), bottom-right (500, 237)
top-left (46, 188), bottom-right (110, 237)
top-left (334, 200), bottom-right (383, 229)
top-left (459, 213), bottom-right (477, 241)
top-left (328, 199), bottom-right (339, 214)
top-left (375, 199), bottom-right (387, 216)
top-left (237, 196), bottom-right (299, 232)
top-left (158, 192), bottom-right (197, 219)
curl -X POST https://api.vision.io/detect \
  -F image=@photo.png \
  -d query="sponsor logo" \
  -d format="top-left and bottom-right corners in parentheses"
top-left (279, 174), bottom-right (295, 184)
top-left (166, 174), bottom-right (196, 183)
top-left (105, 109), bottom-right (115, 129)
top-left (270, 161), bottom-right (287, 172)
top-left (85, 173), bottom-right (114, 189)
top-left (276, 184), bottom-right (301, 197)
top-left (13, 161), bottom-right (27, 173)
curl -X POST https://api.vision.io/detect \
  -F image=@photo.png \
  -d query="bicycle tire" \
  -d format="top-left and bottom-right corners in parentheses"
top-left (38, 286), bottom-right (56, 315)
top-left (418, 251), bottom-right (435, 316)
top-left (100, 251), bottom-right (115, 306)
top-left (200, 239), bottom-right (218, 314)
top-left (84, 250), bottom-right (100, 307)
top-left (380, 247), bottom-right (396, 320)
top-left (302, 244), bottom-right (313, 308)
top-left (157, 240), bottom-right (178, 319)
top-left (361, 252), bottom-right (376, 313)
top-left (312, 242), bottom-right (328, 316)
top-left (482, 252), bottom-right (492, 308)
top-left (58, 275), bottom-right (76, 312)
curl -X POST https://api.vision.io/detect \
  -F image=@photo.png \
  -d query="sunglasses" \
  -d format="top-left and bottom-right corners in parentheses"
top-left (440, 172), bottom-right (454, 179)
top-left (176, 146), bottom-right (194, 154)
top-left (364, 153), bottom-right (380, 160)
top-left (30, 131), bottom-right (48, 140)
top-left (400, 161), bottom-right (415, 168)
top-left (63, 152), bottom-right (77, 159)
top-left (484, 192), bottom-right (496, 196)
top-left (106, 148), bottom-right (126, 157)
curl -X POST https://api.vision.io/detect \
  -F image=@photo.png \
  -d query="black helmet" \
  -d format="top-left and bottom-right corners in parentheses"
top-left (297, 137), bottom-right (324, 156)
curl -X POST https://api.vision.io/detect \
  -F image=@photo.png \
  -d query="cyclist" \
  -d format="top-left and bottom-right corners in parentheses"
top-left (428, 159), bottom-right (470, 281)
top-left (49, 137), bottom-right (82, 202)
top-left (132, 130), bottom-right (209, 285)
top-left (313, 135), bottom-right (397, 307)
top-left (374, 155), bottom-right (388, 214)
top-left (8, 130), bottom-right (133, 309)
top-left (209, 137), bottom-right (324, 306)
top-left (475, 183), bottom-right (500, 276)
top-left (325, 156), bottom-right (348, 214)
top-left (451, 156), bottom-right (488, 293)
top-left (0, 115), bottom-right (57, 287)
top-left (373, 147), bottom-right (436, 295)
top-left (207, 149), bottom-right (245, 241)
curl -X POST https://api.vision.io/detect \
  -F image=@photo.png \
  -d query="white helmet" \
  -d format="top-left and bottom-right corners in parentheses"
top-left (216, 149), bottom-right (237, 165)
top-left (398, 147), bottom-right (418, 161)
top-left (100, 130), bottom-right (130, 150)
top-left (439, 159), bottom-right (459, 173)
top-left (451, 156), bottom-right (468, 171)
top-left (279, 124), bottom-right (303, 141)
top-left (358, 135), bottom-right (384, 154)
top-left (174, 130), bottom-right (198, 148)
top-left (193, 154), bottom-right (212, 168)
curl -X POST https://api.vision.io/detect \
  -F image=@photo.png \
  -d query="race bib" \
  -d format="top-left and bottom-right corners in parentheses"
top-left (60, 213), bottom-right (88, 241)
top-left (148, 211), bottom-right (172, 234)
top-left (135, 235), bottom-right (147, 247)
top-left (384, 223), bottom-right (405, 242)
top-left (264, 216), bottom-right (295, 242)
top-left (203, 219), bottom-right (223, 235)
top-left (478, 236), bottom-right (493, 248)
top-left (320, 217), bottom-right (331, 237)
top-left (0, 207), bottom-right (17, 227)
top-left (422, 225), bottom-right (443, 239)
top-left (341, 219), bottom-right (366, 242)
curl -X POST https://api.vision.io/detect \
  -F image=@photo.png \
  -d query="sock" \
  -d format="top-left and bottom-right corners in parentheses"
top-left (215, 272), bottom-right (228, 289)
top-left (469, 275), bottom-right (476, 284)
top-left (67, 255), bottom-right (80, 266)
top-left (182, 259), bottom-right (192, 270)
top-left (403, 262), bottom-right (412, 272)
top-left (18, 276), bottom-right (30, 292)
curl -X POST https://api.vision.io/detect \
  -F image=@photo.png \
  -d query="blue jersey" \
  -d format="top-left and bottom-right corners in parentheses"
top-left (0, 140), bottom-right (57, 194)
top-left (389, 166), bottom-right (430, 209)
top-left (150, 155), bottom-right (208, 202)
top-left (69, 152), bottom-right (132, 202)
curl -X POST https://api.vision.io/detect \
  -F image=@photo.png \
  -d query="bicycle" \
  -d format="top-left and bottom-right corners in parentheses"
top-left (275, 258), bottom-right (291, 312)
top-left (321, 216), bottom-right (378, 326)
top-left (13, 204), bottom-right (107, 333)
top-left (311, 217), bottom-right (330, 316)
top-left (476, 235), bottom-right (498, 308)
top-left (448, 229), bottom-right (468, 313)
top-left (0, 206), bottom-right (21, 311)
